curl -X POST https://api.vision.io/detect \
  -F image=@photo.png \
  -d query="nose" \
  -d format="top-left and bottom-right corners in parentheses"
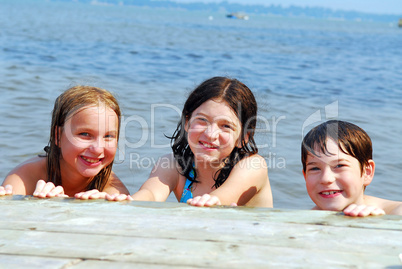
top-left (204, 123), bottom-right (219, 140)
top-left (89, 138), bottom-right (105, 154)
top-left (320, 167), bottom-right (336, 185)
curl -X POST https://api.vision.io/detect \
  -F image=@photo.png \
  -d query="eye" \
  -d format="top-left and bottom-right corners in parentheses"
top-left (193, 117), bottom-right (208, 125)
top-left (105, 134), bottom-right (116, 140)
top-left (78, 133), bottom-right (93, 141)
top-left (79, 132), bottom-right (90, 137)
top-left (196, 117), bottom-right (207, 122)
top-left (335, 164), bottom-right (346, 168)
top-left (222, 124), bottom-right (234, 130)
top-left (307, 166), bottom-right (320, 172)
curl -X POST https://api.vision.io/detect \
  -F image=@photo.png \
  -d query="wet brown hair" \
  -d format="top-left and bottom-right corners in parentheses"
top-left (45, 85), bottom-right (121, 191)
top-left (170, 76), bottom-right (258, 189)
top-left (301, 120), bottom-right (372, 175)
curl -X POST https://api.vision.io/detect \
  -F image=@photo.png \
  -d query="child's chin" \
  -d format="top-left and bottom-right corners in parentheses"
top-left (195, 155), bottom-right (221, 166)
top-left (317, 203), bottom-right (344, 212)
top-left (80, 168), bottom-right (103, 178)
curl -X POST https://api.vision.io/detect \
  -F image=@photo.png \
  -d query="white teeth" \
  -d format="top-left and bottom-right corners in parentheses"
top-left (82, 156), bottom-right (100, 163)
top-left (322, 191), bottom-right (338, 195)
top-left (201, 142), bottom-right (215, 148)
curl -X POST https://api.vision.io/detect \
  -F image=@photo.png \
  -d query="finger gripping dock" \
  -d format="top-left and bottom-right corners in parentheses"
top-left (1, 196), bottom-right (401, 268)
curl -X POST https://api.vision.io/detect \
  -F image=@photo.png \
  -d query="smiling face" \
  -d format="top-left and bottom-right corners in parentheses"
top-left (303, 138), bottom-right (374, 211)
top-left (58, 104), bottom-right (118, 181)
top-left (186, 99), bottom-right (242, 167)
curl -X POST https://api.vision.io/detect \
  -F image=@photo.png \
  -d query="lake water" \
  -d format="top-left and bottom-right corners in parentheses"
top-left (1, 0), bottom-right (401, 209)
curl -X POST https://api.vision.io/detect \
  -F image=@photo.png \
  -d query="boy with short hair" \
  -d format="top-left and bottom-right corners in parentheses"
top-left (301, 120), bottom-right (402, 217)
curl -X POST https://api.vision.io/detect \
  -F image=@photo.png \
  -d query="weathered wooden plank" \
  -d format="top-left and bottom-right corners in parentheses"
top-left (1, 197), bottom-right (401, 256)
top-left (0, 254), bottom-right (80, 269)
top-left (1, 195), bottom-right (401, 230)
top-left (0, 196), bottom-right (401, 268)
top-left (0, 255), bottom-right (184, 269)
top-left (0, 207), bottom-right (400, 257)
top-left (0, 229), bottom-right (399, 268)
top-left (70, 260), bottom-right (197, 269)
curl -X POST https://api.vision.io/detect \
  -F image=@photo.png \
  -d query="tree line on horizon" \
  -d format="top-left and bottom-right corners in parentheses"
top-left (53, 0), bottom-right (401, 23)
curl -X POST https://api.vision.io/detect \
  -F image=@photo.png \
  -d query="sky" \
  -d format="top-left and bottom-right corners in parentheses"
top-left (173, 0), bottom-right (402, 15)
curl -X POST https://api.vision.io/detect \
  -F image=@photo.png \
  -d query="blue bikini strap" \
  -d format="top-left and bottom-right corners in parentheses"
top-left (180, 167), bottom-right (195, 203)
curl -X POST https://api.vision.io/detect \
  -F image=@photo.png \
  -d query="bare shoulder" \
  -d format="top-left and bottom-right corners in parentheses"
top-left (365, 195), bottom-right (402, 215)
top-left (3, 156), bottom-right (47, 195)
top-left (228, 154), bottom-right (272, 207)
top-left (150, 153), bottom-right (181, 178)
top-left (239, 153), bottom-right (267, 164)
top-left (5, 156), bottom-right (47, 179)
top-left (233, 154), bottom-right (268, 180)
top-left (154, 153), bottom-right (179, 169)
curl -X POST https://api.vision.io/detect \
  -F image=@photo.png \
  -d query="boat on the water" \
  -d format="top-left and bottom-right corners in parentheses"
top-left (226, 12), bottom-right (249, 20)
top-left (398, 18), bottom-right (402, 27)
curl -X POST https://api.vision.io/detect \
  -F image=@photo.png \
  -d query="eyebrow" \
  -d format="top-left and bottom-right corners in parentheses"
top-left (306, 158), bottom-right (351, 167)
top-left (335, 158), bottom-right (351, 163)
top-left (195, 113), bottom-right (237, 123)
top-left (221, 118), bottom-right (236, 125)
top-left (192, 112), bottom-right (210, 119)
top-left (74, 126), bottom-right (118, 132)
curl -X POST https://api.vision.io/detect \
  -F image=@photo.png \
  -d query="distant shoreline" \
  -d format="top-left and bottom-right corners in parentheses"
top-left (48, 0), bottom-right (402, 23)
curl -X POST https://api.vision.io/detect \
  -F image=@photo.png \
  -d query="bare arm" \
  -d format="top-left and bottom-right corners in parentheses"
top-left (390, 204), bottom-right (402, 215)
top-left (189, 155), bottom-right (273, 207)
top-left (131, 154), bottom-right (180, 202)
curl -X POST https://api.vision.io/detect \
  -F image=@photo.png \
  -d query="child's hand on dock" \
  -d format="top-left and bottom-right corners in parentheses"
top-left (33, 180), bottom-right (68, 198)
top-left (75, 190), bottom-right (108, 200)
top-left (105, 193), bottom-right (134, 201)
top-left (343, 204), bottom-right (385, 217)
top-left (187, 194), bottom-right (222, 207)
top-left (0, 185), bottom-right (13, 196)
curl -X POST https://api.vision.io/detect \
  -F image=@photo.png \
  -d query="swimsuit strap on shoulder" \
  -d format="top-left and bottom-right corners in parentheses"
top-left (179, 166), bottom-right (195, 203)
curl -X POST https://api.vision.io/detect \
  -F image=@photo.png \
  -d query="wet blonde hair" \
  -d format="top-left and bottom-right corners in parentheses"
top-left (45, 85), bottom-right (121, 191)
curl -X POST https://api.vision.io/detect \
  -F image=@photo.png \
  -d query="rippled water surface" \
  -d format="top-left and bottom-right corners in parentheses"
top-left (1, 0), bottom-right (401, 209)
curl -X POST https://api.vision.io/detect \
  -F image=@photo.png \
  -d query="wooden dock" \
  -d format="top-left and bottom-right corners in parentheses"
top-left (0, 195), bottom-right (401, 268)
